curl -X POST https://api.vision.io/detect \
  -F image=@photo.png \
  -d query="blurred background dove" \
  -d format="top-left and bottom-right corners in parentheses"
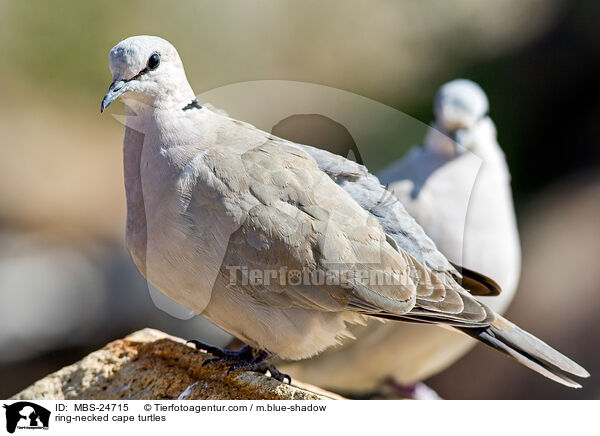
top-left (280, 79), bottom-right (521, 398)
top-left (0, 0), bottom-right (599, 399)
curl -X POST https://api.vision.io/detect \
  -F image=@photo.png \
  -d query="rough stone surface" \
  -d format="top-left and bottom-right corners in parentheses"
top-left (10, 329), bottom-right (342, 400)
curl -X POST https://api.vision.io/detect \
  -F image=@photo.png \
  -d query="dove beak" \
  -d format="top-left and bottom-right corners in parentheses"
top-left (451, 129), bottom-right (468, 155)
top-left (101, 80), bottom-right (127, 113)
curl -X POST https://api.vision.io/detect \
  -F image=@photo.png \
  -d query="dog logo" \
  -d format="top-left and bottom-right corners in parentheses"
top-left (3, 402), bottom-right (50, 433)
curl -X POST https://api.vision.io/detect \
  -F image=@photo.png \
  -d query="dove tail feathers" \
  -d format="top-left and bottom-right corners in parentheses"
top-left (450, 262), bottom-right (502, 296)
top-left (457, 315), bottom-right (589, 388)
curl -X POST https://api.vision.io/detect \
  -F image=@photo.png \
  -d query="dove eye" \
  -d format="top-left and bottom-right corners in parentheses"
top-left (147, 53), bottom-right (160, 70)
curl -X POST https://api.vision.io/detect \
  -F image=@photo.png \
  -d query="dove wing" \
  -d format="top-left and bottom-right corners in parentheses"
top-left (178, 119), bottom-right (494, 326)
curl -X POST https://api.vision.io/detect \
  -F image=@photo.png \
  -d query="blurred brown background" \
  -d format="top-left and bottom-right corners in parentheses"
top-left (0, 0), bottom-right (598, 399)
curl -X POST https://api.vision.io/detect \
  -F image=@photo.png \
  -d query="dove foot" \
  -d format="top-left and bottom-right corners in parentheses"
top-left (186, 340), bottom-right (255, 362)
top-left (186, 340), bottom-right (291, 383)
top-left (383, 378), bottom-right (442, 400)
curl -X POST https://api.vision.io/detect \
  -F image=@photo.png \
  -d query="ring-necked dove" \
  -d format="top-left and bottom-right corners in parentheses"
top-left (101, 36), bottom-right (588, 388)
top-left (281, 80), bottom-right (522, 397)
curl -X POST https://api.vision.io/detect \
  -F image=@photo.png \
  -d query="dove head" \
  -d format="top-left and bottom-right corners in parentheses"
top-left (101, 36), bottom-right (195, 113)
top-left (433, 79), bottom-right (489, 133)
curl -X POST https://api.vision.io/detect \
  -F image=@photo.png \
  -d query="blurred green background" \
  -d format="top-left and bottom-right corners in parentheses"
top-left (0, 0), bottom-right (599, 399)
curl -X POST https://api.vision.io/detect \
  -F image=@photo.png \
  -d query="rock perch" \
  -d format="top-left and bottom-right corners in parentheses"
top-left (10, 329), bottom-right (342, 400)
